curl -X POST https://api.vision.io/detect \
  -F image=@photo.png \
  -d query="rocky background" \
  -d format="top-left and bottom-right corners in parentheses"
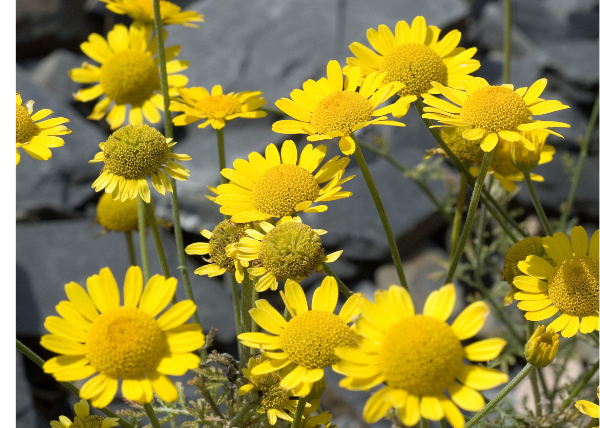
top-left (16, 0), bottom-right (598, 427)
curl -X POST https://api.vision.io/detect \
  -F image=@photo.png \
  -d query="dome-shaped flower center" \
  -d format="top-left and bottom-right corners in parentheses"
top-left (440, 127), bottom-right (483, 164)
top-left (503, 237), bottom-right (548, 286)
top-left (71, 415), bottom-right (106, 428)
top-left (258, 222), bottom-right (324, 281)
top-left (209, 220), bottom-right (259, 272)
top-left (461, 86), bottom-right (530, 133)
top-left (251, 164), bottom-right (320, 217)
top-left (100, 50), bottom-right (160, 105)
top-left (547, 256), bottom-right (599, 316)
top-left (379, 315), bottom-right (463, 396)
top-left (310, 91), bottom-right (374, 136)
top-left (96, 193), bottom-right (140, 232)
top-left (86, 306), bottom-right (165, 379)
top-left (256, 372), bottom-right (289, 410)
top-left (103, 124), bottom-right (170, 179)
top-left (195, 95), bottom-right (242, 119)
top-left (16, 104), bottom-right (38, 143)
top-left (379, 43), bottom-right (448, 97)
top-left (280, 310), bottom-right (357, 369)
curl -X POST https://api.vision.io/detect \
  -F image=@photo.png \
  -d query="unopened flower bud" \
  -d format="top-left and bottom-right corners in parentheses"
top-left (525, 325), bottom-right (559, 367)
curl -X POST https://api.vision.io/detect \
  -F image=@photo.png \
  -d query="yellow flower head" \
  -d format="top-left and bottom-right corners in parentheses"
top-left (336, 283), bottom-right (508, 427)
top-left (238, 356), bottom-right (300, 425)
top-left (422, 77), bottom-right (570, 152)
top-left (346, 16), bottom-right (480, 110)
top-left (171, 85), bottom-right (267, 130)
top-left (575, 387), bottom-right (599, 427)
top-left (209, 140), bottom-right (353, 222)
top-left (96, 192), bottom-right (143, 233)
top-left (41, 266), bottom-right (205, 408)
top-left (69, 23), bottom-right (189, 130)
top-left (90, 124), bottom-right (191, 203)
top-left (273, 60), bottom-right (407, 155)
top-left (514, 226), bottom-right (599, 337)
top-left (230, 216), bottom-right (342, 291)
top-left (100, 0), bottom-right (204, 31)
top-left (50, 399), bottom-right (119, 428)
top-left (16, 92), bottom-right (71, 165)
top-left (238, 277), bottom-right (364, 397)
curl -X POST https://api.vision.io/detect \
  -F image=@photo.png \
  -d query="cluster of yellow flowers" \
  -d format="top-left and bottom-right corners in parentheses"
top-left (15, 2), bottom-right (598, 428)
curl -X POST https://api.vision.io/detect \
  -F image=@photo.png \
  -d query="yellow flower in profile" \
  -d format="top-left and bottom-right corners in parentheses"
top-left (335, 284), bottom-right (508, 427)
top-left (210, 140), bottom-right (353, 222)
top-left (238, 356), bottom-right (299, 425)
top-left (422, 77), bottom-right (570, 152)
top-left (273, 60), bottom-right (406, 155)
top-left (69, 23), bottom-right (189, 129)
top-left (16, 92), bottom-right (71, 165)
top-left (50, 399), bottom-right (119, 428)
top-left (238, 277), bottom-right (364, 397)
top-left (90, 124), bottom-right (191, 203)
top-left (41, 266), bottom-right (205, 408)
top-left (514, 226), bottom-right (599, 337)
top-left (100, 0), bottom-right (204, 31)
top-left (171, 85), bottom-right (267, 130)
top-left (345, 16), bottom-right (480, 113)
top-left (575, 387), bottom-right (599, 428)
top-left (96, 192), bottom-right (141, 233)
top-left (231, 216), bottom-right (342, 291)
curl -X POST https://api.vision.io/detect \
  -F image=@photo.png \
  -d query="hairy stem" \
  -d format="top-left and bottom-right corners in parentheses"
top-left (291, 396), bottom-right (308, 428)
top-left (524, 172), bottom-right (553, 236)
top-left (143, 403), bottom-right (163, 428)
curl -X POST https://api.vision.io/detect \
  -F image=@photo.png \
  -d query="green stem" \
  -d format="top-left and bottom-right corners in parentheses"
top-left (16, 339), bottom-right (135, 428)
top-left (200, 386), bottom-right (224, 419)
top-left (229, 273), bottom-right (243, 358)
top-left (503, 0), bottom-right (512, 84)
top-left (217, 128), bottom-right (227, 185)
top-left (561, 360), bottom-right (599, 410)
top-left (125, 230), bottom-right (137, 266)
top-left (240, 269), bottom-right (253, 366)
top-left (559, 95), bottom-right (599, 230)
top-left (445, 150), bottom-right (494, 283)
top-left (586, 419), bottom-right (600, 428)
top-left (450, 174), bottom-right (468, 259)
top-left (151, 0), bottom-right (173, 139)
top-left (351, 135), bottom-right (408, 289)
top-left (144, 201), bottom-right (172, 279)
top-left (291, 396), bottom-right (308, 428)
top-left (143, 403), bottom-right (163, 428)
top-left (251, 287), bottom-right (258, 332)
top-left (464, 364), bottom-right (535, 428)
top-left (228, 400), bottom-right (255, 427)
top-left (527, 322), bottom-right (543, 417)
top-left (138, 197), bottom-right (150, 284)
top-left (322, 263), bottom-right (353, 297)
top-left (524, 172), bottom-right (553, 236)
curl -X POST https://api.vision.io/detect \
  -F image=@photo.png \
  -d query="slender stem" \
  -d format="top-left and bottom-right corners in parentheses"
top-left (465, 364), bottom-right (535, 428)
top-left (144, 201), bottom-right (172, 279)
top-left (217, 128), bottom-right (227, 185)
top-left (151, 0), bottom-right (173, 139)
top-left (228, 401), bottom-right (255, 427)
top-left (586, 419), bottom-right (600, 428)
top-left (445, 150), bottom-right (494, 283)
top-left (524, 172), bottom-right (553, 236)
top-left (559, 95), bottom-right (599, 230)
top-left (450, 174), bottom-right (468, 259)
top-left (138, 197), bottom-right (150, 284)
top-left (16, 339), bottom-right (135, 428)
top-left (561, 360), bottom-right (599, 410)
top-left (229, 273), bottom-right (243, 357)
top-left (200, 386), bottom-right (224, 419)
top-left (125, 231), bottom-right (137, 266)
top-left (503, 0), bottom-right (512, 84)
top-left (351, 135), bottom-right (408, 289)
top-left (251, 287), bottom-right (258, 332)
top-left (240, 269), bottom-right (254, 366)
top-left (291, 396), bottom-right (308, 428)
top-left (322, 263), bottom-right (353, 297)
top-left (143, 403), bottom-right (163, 428)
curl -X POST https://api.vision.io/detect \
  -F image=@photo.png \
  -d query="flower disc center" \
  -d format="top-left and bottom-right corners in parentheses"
top-left (85, 306), bottom-right (165, 379)
top-left (379, 315), bottom-right (463, 396)
top-left (461, 86), bottom-right (530, 133)
top-left (100, 50), bottom-right (160, 105)
top-left (251, 164), bottom-right (320, 217)
top-left (310, 91), bottom-right (373, 136)
top-left (16, 104), bottom-right (38, 143)
top-left (280, 310), bottom-right (356, 369)
top-left (379, 43), bottom-right (448, 97)
top-left (548, 256), bottom-right (599, 316)
top-left (256, 373), bottom-right (289, 410)
top-left (195, 95), bottom-right (242, 119)
top-left (209, 220), bottom-right (257, 272)
top-left (71, 415), bottom-right (106, 428)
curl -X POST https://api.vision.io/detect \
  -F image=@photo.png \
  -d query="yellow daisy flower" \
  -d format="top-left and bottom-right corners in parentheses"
top-left (272, 60), bottom-right (406, 155)
top-left (422, 77), bottom-right (570, 152)
top-left (209, 140), bottom-right (353, 222)
top-left (238, 356), bottom-right (300, 425)
top-left (345, 16), bottom-right (480, 113)
top-left (100, 0), bottom-right (204, 31)
top-left (335, 283), bottom-right (508, 427)
top-left (171, 85), bottom-right (267, 130)
top-left (41, 266), bottom-right (205, 408)
top-left (230, 216), bottom-right (342, 292)
top-left (238, 277), bottom-right (364, 397)
top-left (16, 92), bottom-right (71, 165)
top-left (90, 124), bottom-right (191, 203)
top-left (514, 226), bottom-right (599, 337)
top-left (575, 387), bottom-right (599, 428)
top-left (50, 399), bottom-right (119, 428)
top-left (69, 23), bottom-right (189, 130)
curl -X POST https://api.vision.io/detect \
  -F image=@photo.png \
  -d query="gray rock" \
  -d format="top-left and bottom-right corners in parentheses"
top-left (16, 351), bottom-right (38, 428)
top-left (538, 40), bottom-right (599, 87)
top-left (29, 48), bottom-right (89, 103)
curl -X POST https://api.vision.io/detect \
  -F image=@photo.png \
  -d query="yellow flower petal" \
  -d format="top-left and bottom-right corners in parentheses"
top-left (463, 338), bottom-right (507, 361)
top-left (423, 283), bottom-right (455, 322)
